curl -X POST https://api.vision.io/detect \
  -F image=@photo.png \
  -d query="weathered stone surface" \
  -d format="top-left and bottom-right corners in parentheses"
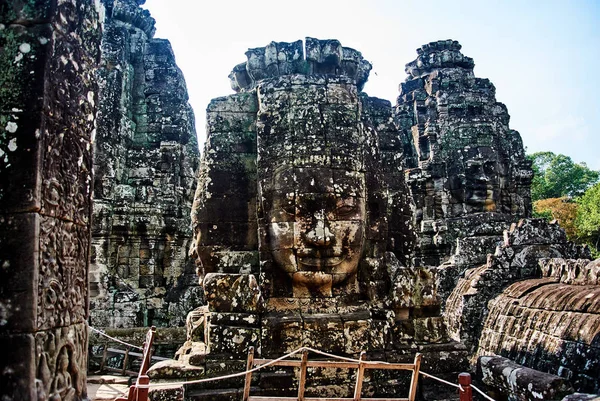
top-left (203, 273), bottom-right (262, 313)
top-left (562, 394), bottom-right (600, 401)
top-left (0, 2), bottom-right (100, 400)
top-left (396, 40), bottom-right (533, 267)
top-left (151, 38), bottom-right (477, 401)
top-left (89, 0), bottom-right (200, 329)
top-left (476, 258), bottom-right (600, 393)
top-left (445, 219), bottom-right (590, 353)
top-left (148, 385), bottom-right (184, 401)
top-left (148, 37), bottom-right (599, 401)
top-left (539, 258), bottom-right (600, 285)
top-left (478, 356), bottom-right (574, 401)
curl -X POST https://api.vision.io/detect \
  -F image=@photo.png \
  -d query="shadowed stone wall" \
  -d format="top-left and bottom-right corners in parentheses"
top-left (89, 0), bottom-right (200, 328)
top-left (0, 1), bottom-right (101, 400)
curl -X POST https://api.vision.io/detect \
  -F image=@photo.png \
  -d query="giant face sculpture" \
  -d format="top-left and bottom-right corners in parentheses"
top-left (447, 146), bottom-right (504, 214)
top-left (263, 166), bottom-right (366, 297)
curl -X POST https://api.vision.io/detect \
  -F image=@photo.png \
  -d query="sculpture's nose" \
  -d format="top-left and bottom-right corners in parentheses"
top-left (306, 213), bottom-right (333, 247)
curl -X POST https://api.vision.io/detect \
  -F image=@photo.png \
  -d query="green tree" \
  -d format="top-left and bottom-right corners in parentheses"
top-left (576, 183), bottom-right (600, 258)
top-left (528, 152), bottom-right (600, 202)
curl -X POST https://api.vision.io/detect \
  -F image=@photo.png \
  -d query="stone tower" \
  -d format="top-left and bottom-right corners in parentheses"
top-left (89, 0), bottom-right (200, 328)
top-left (395, 40), bottom-right (533, 267)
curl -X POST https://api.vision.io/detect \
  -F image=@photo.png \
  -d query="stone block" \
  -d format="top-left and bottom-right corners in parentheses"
top-left (207, 324), bottom-right (260, 356)
top-left (508, 219), bottom-right (567, 246)
top-left (0, 213), bottom-right (38, 332)
top-left (413, 317), bottom-right (447, 343)
top-left (343, 318), bottom-right (370, 354)
top-left (37, 216), bottom-right (89, 330)
top-left (149, 385), bottom-right (184, 401)
top-left (210, 312), bottom-right (260, 328)
top-left (261, 312), bottom-right (303, 357)
top-left (478, 356), bottom-right (574, 401)
top-left (203, 273), bottom-right (262, 313)
top-left (302, 313), bottom-right (345, 354)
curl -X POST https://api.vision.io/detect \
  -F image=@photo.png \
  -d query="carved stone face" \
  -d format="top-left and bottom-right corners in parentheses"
top-left (448, 146), bottom-right (503, 213)
top-left (264, 167), bottom-right (366, 297)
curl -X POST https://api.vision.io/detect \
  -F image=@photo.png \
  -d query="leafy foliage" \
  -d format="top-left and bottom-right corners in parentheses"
top-left (528, 152), bottom-right (600, 202)
top-left (533, 197), bottom-right (579, 239)
top-left (576, 183), bottom-right (600, 258)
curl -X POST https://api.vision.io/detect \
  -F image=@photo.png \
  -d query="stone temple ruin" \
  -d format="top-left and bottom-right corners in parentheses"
top-left (147, 37), bottom-right (598, 400)
top-left (0, 1), bottom-right (599, 401)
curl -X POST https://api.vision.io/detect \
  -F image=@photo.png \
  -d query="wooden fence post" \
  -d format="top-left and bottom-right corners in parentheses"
top-left (408, 353), bottom-right (422, 401)
top-left (298, 350), bottom-right (309, 401)
top-left (353, 351), bottom-right (367, 401)
top-left (136, 375), bottom-right (150, 401)
top-left (122, 347), bottom-right (130, 375)
top-left (243, 346), bottom-right (254, 401)
top-left (458, 372), bottom-right (472, 401)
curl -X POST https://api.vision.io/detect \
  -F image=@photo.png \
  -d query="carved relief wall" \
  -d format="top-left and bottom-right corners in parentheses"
top-left (0, 1), bottom-right (101, 400)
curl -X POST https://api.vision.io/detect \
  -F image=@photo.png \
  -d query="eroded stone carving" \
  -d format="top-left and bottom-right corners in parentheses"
top-left (262, 165), bottom-right (366, 297)
top-left (476, 257), bottom-right (600, 394)
top-left (445, 219), bottom-right (590, 352)
top-left (255, 73), bottom-right (388, 301)
top-left (38, 218), bottom-right (88, 330)
top-left (396, 40), bottom-right (533, 266)
top-left (151, 38), bottom-right (464, 399)
top-left (35, 325), bottom-right (87, 401)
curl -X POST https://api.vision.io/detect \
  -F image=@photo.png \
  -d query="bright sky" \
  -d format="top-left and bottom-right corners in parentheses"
top-left (143, 0), bottom-right (600, 170)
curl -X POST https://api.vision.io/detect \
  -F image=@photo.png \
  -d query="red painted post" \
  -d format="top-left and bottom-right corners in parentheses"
top-left (458, 372), bottom-right (472, 401)
top-left (136, 375), bottom-right (150, 401)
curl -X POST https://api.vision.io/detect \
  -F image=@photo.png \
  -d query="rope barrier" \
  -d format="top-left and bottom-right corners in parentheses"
top-left (302, 347), bottom-right (363, 363)
top-left (87, 332), bottom-right (498, 401)
top-left (419, 371), bottom-right (462, 391)
top-left (148, 346), bottom-right (307, 388)
top-left (472, 384), bottom-right (496, 401)
top-left (89, 326), bottom-right (145, 351)
top-left (302, 347), bottom-right (410, 367)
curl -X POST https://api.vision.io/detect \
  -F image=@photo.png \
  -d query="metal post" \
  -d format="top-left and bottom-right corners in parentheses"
top-left (458, 372), bottom-right (473, 401)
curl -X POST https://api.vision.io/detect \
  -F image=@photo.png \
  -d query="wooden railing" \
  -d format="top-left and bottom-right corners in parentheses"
top-left (115, 326), bottom-right (156, 401)
top-left (242, 347), bottom-right (422, 401)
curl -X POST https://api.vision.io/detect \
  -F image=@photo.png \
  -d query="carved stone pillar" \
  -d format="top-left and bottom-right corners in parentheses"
top-left (0, 1), bottom-right (101, 400)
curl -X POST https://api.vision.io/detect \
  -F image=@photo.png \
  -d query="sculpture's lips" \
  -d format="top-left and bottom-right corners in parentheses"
top-left (298, 257), bottom-right (344, 268)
